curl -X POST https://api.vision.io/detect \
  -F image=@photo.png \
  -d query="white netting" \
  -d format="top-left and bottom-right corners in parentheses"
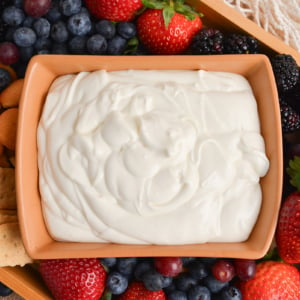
top-left (223, 0), bottom-right (300, 52)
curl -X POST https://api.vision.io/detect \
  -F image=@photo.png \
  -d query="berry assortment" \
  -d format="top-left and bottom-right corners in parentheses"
top-left (0, 0), bottom-right (300, 299)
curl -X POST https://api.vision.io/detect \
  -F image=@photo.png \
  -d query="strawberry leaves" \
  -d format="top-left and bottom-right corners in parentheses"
top-left (141, 0), bottom-right (203, 27)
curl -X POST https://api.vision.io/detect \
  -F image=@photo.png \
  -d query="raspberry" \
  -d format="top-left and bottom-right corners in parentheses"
top-left (190, 28), bottom-right (224, 54)
top-left (271, 54), bottom-right (299, 93)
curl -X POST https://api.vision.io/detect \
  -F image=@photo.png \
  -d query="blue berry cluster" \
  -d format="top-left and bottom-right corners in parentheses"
top-left (100, 257), bottom-right (243, 300)
top-left (0, 0), bottom-right (141, 77)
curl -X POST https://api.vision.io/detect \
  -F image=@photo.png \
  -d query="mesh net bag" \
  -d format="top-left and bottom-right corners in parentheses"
top-left (223, 0), bottom-right (300, 52)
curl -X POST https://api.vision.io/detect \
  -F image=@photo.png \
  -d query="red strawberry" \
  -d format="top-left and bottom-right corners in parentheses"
top-left (275, 156), bottom-right (300, 263)
top-left (136, 1), bottom-right (202, 54)
top-left (238, 261), bottom-right (300, 300)
top-left (84, 0), bottom-right (143, 22)
top-left (118, 281), bottom-right (166, 300)
top-left (39, 258), bottom-right (107, 300)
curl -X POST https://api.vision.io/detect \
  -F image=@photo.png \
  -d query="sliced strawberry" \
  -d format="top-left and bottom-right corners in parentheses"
top-left (39, 258), bottom-right (106, 300)
top-left (84, 0), bottom-right (143, 22)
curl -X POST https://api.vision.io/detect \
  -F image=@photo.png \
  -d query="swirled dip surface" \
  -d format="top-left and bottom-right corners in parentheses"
top-left (37, 69), bottom-right (269, 244)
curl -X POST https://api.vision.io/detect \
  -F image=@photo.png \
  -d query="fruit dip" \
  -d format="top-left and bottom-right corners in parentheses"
top-left (37, 69), bottom-right (269, 245)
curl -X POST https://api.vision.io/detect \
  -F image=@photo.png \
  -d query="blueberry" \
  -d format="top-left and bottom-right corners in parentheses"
top-left (203, 275), bottom-right (229, 294)
top-left (46, 2), bottom-right (63, 23)
top-left (86, 34), bottom-right (107, 54)
top-left (13, 27), bottom-right (37, 47)
top-left (107, 35), bottom-right (127, 55)
top-left (100, 257), bottom-right (117, 268)
top-left (19, 46), bottom-right (35, 62)
top-left (13, 0), bottom-right (23, 8)
top-left (33, 18), bottom-right (51, 38)
top-left (142, 269), bottom-right (165, 291)
top-left (168, 290), bottom-right (188, 300)
top-left (161, 275), bottom-right (173, 289)
top-left (59, 0), bottom-right (82, 16)
top-left (95, 20), bottom-right (116, 39)
top-left (175, 273), bottom-right (197, 292)
top-left (163, 281), bottom-right (177, 295)
top-left (188, 260), bottom-right (209, 280)
top-left (67, 12), bottom-right (92, 36)
top-left (51, 21), bottom-right (69, 43)
top-left (4, 27), bottom-right (17, 42)
top-left (2, 6), bottom-right (25, 26)
top-left (23, 16), bottom-right (35, 28)
top-left (181, 257), bottom-right (197, 266)
top-left (106, 271), bottom-right (128, 295)
top-left (116, 257), bottom-right (137, 276)
top-left (34, 37), bottom-right (51, 51)
top-left (37, 49), bottom-right (50, 55)
top-left (0, 282), bottom-right (12, 297)
top-left (134, 260), bottom-right (153, 281)
top-left (0, 68), bottom-right (11, 92)
top-left (79, 6), bottom-right (90, 16)
top-left (220, 286), bottom-right (242, 300)
top-left (188, 285), bottom-right (211, 300)
top-left (199, 258), bottom-right (218, 268)
top-left (51, 42), bottom-right (68, 54)
top-left (117, 22), bottom-right (137, 39)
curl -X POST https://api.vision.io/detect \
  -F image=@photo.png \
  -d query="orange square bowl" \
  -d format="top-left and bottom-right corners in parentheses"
top-left (16, 54), bottom-right (282, 260)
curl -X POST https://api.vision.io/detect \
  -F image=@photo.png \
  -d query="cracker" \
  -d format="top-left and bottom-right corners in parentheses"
top-left (0, 209), bottom-right (18, 225)
top-left (0, 78), bottom-right (24, 108)
top-left (0, 222), bottom-right (33, 267)
top-left (0, 168), bottom-right (16, 209)
top-left (0, 108), bottom-right (18, 150)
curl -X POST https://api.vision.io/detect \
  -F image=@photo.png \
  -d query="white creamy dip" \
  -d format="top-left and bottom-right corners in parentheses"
top-left (37, 69), bottom-right (269, 244)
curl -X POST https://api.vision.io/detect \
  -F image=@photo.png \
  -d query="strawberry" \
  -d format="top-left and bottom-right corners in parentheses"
top-left (118, 281), bottom-right (166, 300)
top-left (136, 0), bottom-right (202, 54)
top-left (39, 258), bottom-right (107, 300)
top-left (84, 0), bottom-right (143, 22)
top-left (238, 261), bottom-right (300, 300)
top-left (275, 156), bottom-right (300, 263)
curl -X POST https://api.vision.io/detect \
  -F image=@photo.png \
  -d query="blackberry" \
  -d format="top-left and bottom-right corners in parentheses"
top-left (281, 70), bottom-right (300, 113)
top-left (280, 99), bottom-right (300, 133)
top-left (271, 54), bottom-right (299, 93)
top-left (190, 28), bottom-right (224, 54)
top-left (224, 33), bottom-right (258, 54)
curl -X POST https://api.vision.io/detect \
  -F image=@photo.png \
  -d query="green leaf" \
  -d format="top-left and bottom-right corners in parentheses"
top-left (142, 0), bottom-right (167, 9)
top-left (173, 2), bottom-right (203, 19)
top-left (123, 37), bottom-right (139, 55)
top-left (287, 156), bottom-right (300, 191)
top-left (174, 0), bottom-right (185, 4)
top-left (100, 290), bottom-right (112, 300)
top-left (163, 6), bottom-right (175, 27)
